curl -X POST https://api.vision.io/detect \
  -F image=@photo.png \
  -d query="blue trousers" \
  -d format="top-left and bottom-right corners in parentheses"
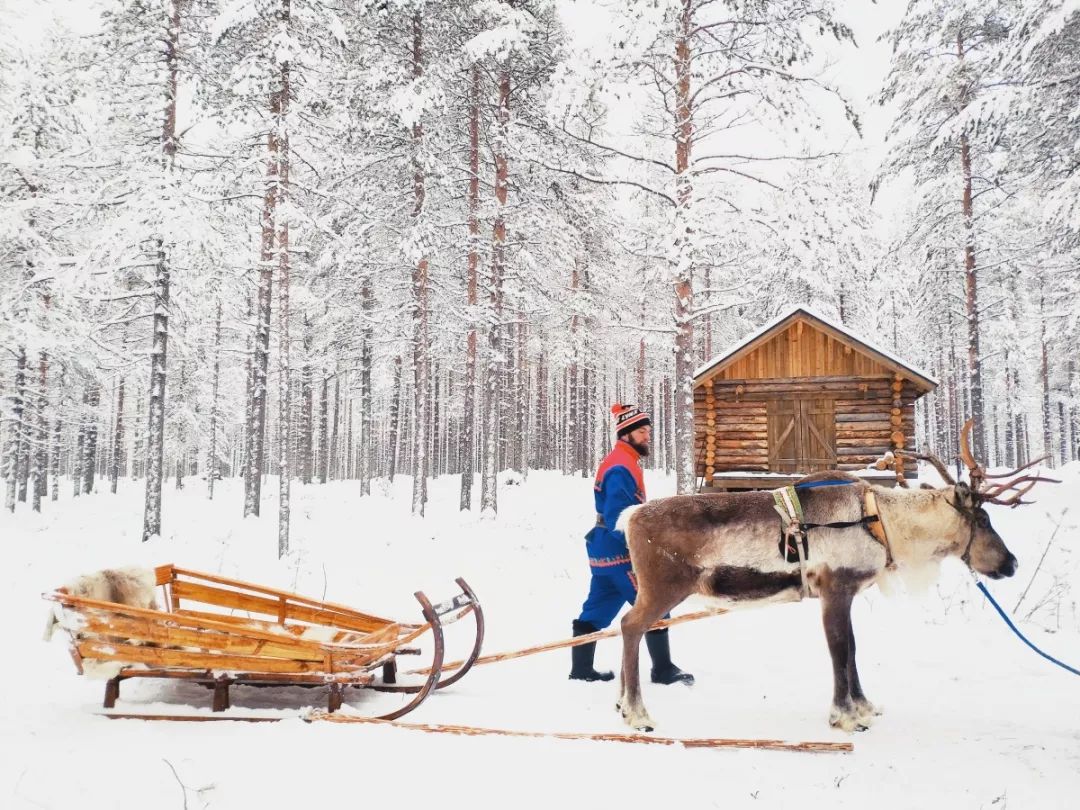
top-left (577, 567), bottom-right (640, 630)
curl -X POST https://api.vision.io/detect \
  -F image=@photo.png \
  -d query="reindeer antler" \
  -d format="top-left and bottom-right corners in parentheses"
top-left (980, 472), bottom-right (1062, 507)
top-left (896, 449), bottom-right (956, 486)
top-left (954, 421), bottom-right (1061, 506)
top-left (959, 418), bottom-right (985, 490)
top-left (893, 421), bottom-right (1059, 505)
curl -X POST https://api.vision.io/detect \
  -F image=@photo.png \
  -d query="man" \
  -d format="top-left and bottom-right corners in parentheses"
top-left (569, 403), bottom-right (694, 685)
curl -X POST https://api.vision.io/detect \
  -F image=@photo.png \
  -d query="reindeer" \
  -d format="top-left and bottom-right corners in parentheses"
top-left (614, 421), bottom-right (1056, 733)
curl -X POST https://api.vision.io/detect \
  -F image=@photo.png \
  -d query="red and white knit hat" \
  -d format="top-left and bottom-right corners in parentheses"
top-left (611, 403), bottom-right (651, 438)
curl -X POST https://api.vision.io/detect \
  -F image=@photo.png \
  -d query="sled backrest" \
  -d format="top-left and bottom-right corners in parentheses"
top-left (155, 565), bottom-right (407, 638)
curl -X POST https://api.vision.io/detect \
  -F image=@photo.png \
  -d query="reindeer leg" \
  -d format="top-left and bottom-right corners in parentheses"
top-left (821, 585), bottom-right (866, 732)
top-left (848, 619), bottom-right (882, 724)
top-left (618, 601), bottom-right (658, 732)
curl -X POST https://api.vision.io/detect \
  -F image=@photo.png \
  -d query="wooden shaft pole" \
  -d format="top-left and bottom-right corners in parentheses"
top-left (406, 608), bottom-right (727, 676)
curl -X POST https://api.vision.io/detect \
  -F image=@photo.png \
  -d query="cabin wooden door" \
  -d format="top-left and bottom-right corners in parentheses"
top-left (767, 398), bottom-right (836, 473)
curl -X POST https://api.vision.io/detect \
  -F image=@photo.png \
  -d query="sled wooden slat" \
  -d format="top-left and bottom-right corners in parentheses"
top-left (78, 614), bottom-right (333, 663)
top-left (46, 566), bottom-right (485, 720)
top-left (73, 599), bottom-right (388, 655)
top-left (167, 566), bottom-right (399, 627)
top-left (169, 580), bottom-right (388, 635)
top-left (171, 609), bottom-right (371, 645)
top-left (75, 639), bottom-right (345, 674)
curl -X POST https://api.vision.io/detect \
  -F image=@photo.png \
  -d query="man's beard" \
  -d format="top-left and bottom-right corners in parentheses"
top-left (627, 438), bottom-right (650, 457)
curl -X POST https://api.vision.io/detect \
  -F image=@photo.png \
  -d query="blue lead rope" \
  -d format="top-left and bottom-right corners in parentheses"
top-left (975, 579), bottom-right (1080, 677)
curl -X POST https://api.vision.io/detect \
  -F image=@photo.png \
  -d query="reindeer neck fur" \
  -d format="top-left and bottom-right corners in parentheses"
top-left (871, 485), bottom-right (970, 592)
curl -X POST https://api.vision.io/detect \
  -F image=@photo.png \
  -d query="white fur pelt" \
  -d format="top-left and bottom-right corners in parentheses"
top-left (44, 566), bottom-right (159, 642)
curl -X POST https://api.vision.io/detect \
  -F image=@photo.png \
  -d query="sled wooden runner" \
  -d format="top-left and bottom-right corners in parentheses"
top-left (96, 711), bottom-right (852, 753)
top-left (45, 565), bottom-right (484, 719)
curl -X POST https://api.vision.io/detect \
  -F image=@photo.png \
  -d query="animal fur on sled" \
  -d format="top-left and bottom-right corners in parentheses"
top-left (44, 567), bottom-right (159, 678)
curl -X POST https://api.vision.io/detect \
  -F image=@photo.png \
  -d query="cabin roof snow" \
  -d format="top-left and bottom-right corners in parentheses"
top-left (693, 305), bottom-right (939, 391)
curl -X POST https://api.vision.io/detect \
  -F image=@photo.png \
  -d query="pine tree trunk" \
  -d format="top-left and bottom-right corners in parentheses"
top-left (460, 66), bottom-right (480, 508)
top-left (241, 293), bottom-right (253, 485)
top-left (516, 318), bottom-right (527, 475)
top-left (409, 10), bottom-right (429, 516)
top-left (957, 33), bottom-right (986, 462)
top-left (50, 381), bottom-right (61, 502)
top-left (142, 239), bottom-right (170, 541)
top-left (388, 355), bottom-right (402, 483)
top-left (301, 326), bottom-right (313, 486)
top-left (672, 0), bottom-right (696, 494)
top-left (276, 3), bottom-right (292, 556)
top-left (1004, 351), bottom-right (1016, 468)
top-left (246, 89), bottom-right (278, 518)
top-left (174, 363), bottom-right (186, 490)
top-left (31, 349), bottom-right (48, 511)
top-left (1070, 359), bottom-right (1079, 461)
top-left (536, 350), bottom-right (548, 470)
top-left (142, 0), bottom-right (182, 530)
top-left (330, 370), bottom-right (340, 480)
top-left (207, 299), bottom-right (222, 499)
top-left (74, 389), bottom-right (86, 498)
top-left (480, 61), bottom-right (511, 514)
top-left (569, 261), bottom-right (580, 474)
top-left (4, 349), bottom-right (25, 512)
top-left (110, 376), bottom-right (125, 494)
top-left (1039, 292), bottom-right (1053, 465)
top-left (16, 347), bottom-right (30, 503)
top-left (83, 384), bottom-right (99, 494)
top-left (429, 364), bottom-right (438, 480)
top-left (1057, 400), bottom-right (1067, 466)
top-left (319, 375), bottom-right (329, 484)
top-left (359, 279), bottom-right (373, 493)
top-left (663, 375), bottom-right (674, 473)
top-left (345, 397), bottom-right (353, 479)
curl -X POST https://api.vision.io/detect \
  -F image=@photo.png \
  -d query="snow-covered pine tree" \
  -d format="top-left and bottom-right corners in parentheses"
top-left (550, 0), bottom-right (857, 493)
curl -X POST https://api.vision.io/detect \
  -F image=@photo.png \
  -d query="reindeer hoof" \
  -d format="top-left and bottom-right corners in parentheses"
top-left (829, 707), bottom-right (870, 733)
top-left (854, 700), bottom-right (883, 725)
top-left (621, 707), bottom-right (656, 733)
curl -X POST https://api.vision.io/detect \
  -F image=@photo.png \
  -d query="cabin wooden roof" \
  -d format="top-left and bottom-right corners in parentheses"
top-left (693, 306), bottom-right (938, 393)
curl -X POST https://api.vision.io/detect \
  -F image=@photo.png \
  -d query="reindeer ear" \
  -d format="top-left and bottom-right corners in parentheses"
top-left (954, 481), bottom-right (975, 507)
top-left (920, 482), bottom-right (935, 490)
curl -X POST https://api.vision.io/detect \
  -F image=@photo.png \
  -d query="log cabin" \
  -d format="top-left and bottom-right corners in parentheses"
top-left (694, 307), bottom-right (937, 491)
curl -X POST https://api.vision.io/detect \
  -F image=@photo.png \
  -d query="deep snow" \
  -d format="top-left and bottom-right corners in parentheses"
top-left (2, 466), bottom-right (1078, 809)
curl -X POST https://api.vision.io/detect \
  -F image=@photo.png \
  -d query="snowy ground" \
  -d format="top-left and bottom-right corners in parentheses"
top-left (3, 466), bottom-right (1079, 809)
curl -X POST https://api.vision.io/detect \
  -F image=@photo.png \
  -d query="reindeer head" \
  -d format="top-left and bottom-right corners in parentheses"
top-left (896, 420), bottom-right (1059, 580)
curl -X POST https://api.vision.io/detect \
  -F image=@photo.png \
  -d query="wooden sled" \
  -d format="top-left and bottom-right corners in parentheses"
top-left (44, 564), bottom-right (484, 719)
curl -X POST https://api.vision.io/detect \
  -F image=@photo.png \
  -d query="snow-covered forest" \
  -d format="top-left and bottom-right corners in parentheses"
top-left (2, 0), bottom-right (1079, 548)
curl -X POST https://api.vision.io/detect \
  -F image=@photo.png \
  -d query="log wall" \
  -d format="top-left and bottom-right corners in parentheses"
top-left (693, 374), bottom-right (918, 482)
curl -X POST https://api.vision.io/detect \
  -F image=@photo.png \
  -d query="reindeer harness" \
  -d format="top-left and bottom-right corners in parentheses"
top-left (771, 480), bottom-right (896, 598)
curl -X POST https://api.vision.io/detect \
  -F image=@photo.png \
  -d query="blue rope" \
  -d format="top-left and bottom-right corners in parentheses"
top-left (793, 479), bottom-right (859, 490)
top-left (975, 580), bottom-right (1080, 677)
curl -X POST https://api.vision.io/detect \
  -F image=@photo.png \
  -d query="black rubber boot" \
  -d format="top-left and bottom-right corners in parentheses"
top-left (646, 628), bottom-right (694, 685)
top-left (569, 620), bottom-right (615, 681)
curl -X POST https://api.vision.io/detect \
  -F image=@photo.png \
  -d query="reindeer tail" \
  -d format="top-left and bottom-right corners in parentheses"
top-left (616, 504), bottom-right (645, 538)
